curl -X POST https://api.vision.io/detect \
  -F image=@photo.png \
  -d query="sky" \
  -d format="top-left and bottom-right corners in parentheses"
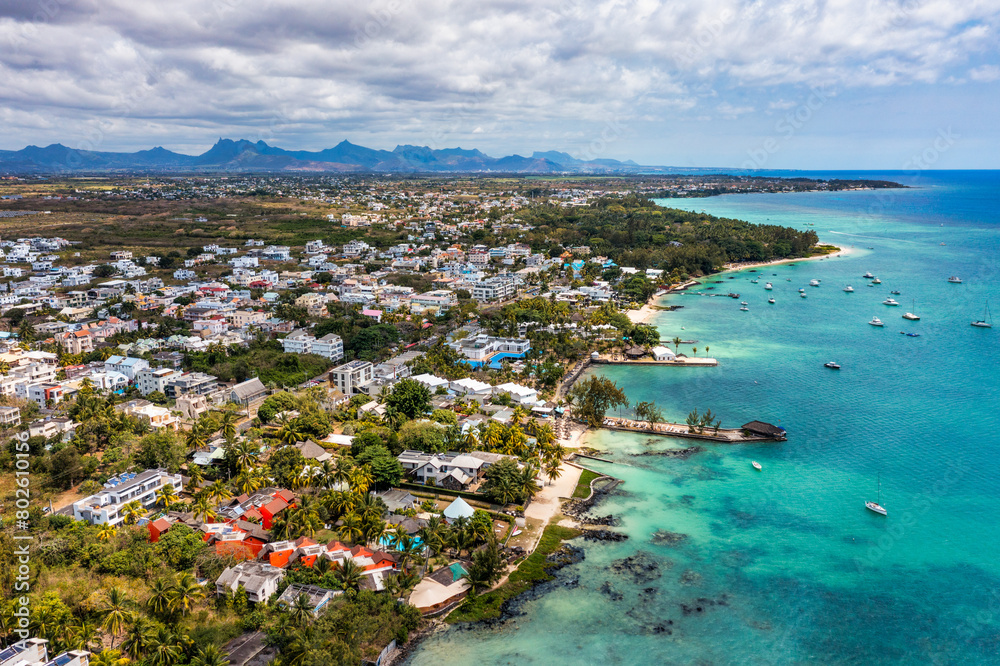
top-left (1, 0), bottom-right (999, 169)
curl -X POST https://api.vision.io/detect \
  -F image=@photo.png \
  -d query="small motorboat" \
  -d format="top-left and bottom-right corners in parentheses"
top-left (809, 279), bottom-right (821, 286)
top-left (890, 290), bottom-right (901, 295)
top-left (824, 362), bottom-right (841, 369)
top-left (948, 276), bottom-right (962, 284)
top-left (902, 312), bottom-right (920, 320)
top-left (740, 306), bottom-right (749, 311)
top-left (863, 272), bottom-right (875, 279)
top-left (872, 277), bottom-right (882, 284)
top-left (765, 282), bottom-right (773, 290)
top-left (883, 298), bottom-right (900, 306)
top-left (800, 292), bottom-right (807, 298)
top-left (768, 297), bottom-right (775, 304)
top-left (869, 317), bottom-right (884, 327)
top-left (798, 288), bottom-right (806, 293)
top-left (752, 461), bottom-right (762, 471)
top-left (741, 301), bottom-right (748, 306)
top-left (843, 286), bottom-right (854, 292)
top-left (899, 332), bottom-right (921, 337)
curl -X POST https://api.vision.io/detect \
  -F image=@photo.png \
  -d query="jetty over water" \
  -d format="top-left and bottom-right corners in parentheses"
top-left (590, 353), bottom-right (718, 367)
top-left (600, 416), bottom-right (786, 443)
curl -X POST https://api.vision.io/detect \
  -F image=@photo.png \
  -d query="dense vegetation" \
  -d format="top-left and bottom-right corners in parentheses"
top-left (184, 339), bottom-right (333, 386)
top-left (520, 195), bottom-right (820, 280)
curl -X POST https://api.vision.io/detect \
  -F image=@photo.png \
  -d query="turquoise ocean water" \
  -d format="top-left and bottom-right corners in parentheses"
top-left (407, 171), bottom-right (1000, 665)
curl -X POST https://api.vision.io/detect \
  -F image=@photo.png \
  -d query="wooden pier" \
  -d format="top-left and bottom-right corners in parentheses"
top-left (600, 417), bottom-right (786, 443)
top-left (591, 354), bottom-right (718, 367)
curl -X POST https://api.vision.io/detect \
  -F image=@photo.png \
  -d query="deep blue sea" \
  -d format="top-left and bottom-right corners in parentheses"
top-left (408, 171), bottom-right (1000, 665)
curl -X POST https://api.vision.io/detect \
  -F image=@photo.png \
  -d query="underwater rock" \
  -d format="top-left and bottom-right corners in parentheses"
top-left (610, 550), bottom-right (664, 584)
top-left (651, 529), bottom-right (689, 547)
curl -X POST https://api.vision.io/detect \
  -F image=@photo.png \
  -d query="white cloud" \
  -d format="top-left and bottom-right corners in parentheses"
top-left (969, 64), bottom-right (1000, 82)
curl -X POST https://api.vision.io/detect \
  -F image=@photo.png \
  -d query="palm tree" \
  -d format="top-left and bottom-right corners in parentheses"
top-left (672, 336), bottom-right (682, 354)
top-left (155, 483), bottom-right (179, 510)
top-left (98, 524), bottom-right (117, 542)
top-left (363, 520), bottom-right (388, 549)
top-left (544, 461), bottom-right (562, 486)
top-left (99, 587), bottom-right (131, 648)
top-left (276, 414), bottom-right (305, 445)
top-left (185, 424), bottom-right (207, 450)
top-left (286, 500), bottom-right (322, 539)
top-left (191, 495), bottom-right (217, 523)
top-left (119, 500), bottom-right (145, 525)
top-left (355, 492), bottom-right (384, 521)
top-left (285, 593), bottom-right (314, 627)
top-left (146, 578), bottom-right (173, 617)
top-left (331, 457), bottom-right (353, 488)
top-left (190, 644), bottom-right (230, 666)
top-left (146, 627), bottom-right (182, 666)
top-left (234, 467), bottom-right (265, 495)
top-left (517, 464), bottom-right (541, 501)
top-left (348, 466), bottom-right (372, 494)
top-left (219, 410), bottom-right (239, 441)
top-left (122, 616), bottom-right (154, 660)
top-left (89, 649), bottom-right (130, 666)
top-left (333, 559), bottom-right (363, 594)
top-left (169, 573), bottom-right (205, 616)
top-left (205, 479), bottom-right (230, 505)
top-left (339, 512), bottom-right (364, 544)
top-left (227, 439), bottom-right (258, 474)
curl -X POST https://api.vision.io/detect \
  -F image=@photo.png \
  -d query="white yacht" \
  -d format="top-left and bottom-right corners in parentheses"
top-left (765, 282), bottom-right (773, 290)
top-left (866, 473), bottom-right (888, 516)
top-left (872, 277), bottom-right (882, 284)
top-left (843, 285), bottom-right (854, 292)
top-left (863, 272), bottom-right (875, 279)
top-left (948, 276), bottom-right (962, 284)
top-left (809, 279), bottom-right (821, 287)
top-left (883, 298), bottom-right (900, 306)
top-left (800, 292), bottom-right (807, 298)
top-left (902, 312), bottom-right (920, 321)
top-left (768, 297), bottom-right (775, 304)
top-left (740, 305), bottom-right (749, 311)
top-left (869, 317), bottom-right (884, 327)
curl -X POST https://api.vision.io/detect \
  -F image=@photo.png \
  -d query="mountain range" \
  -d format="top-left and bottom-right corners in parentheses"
top-left (0, 139), bottom-right (644, 174)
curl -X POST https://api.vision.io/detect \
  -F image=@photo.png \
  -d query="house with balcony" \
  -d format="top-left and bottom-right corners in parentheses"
top-left (72, 469), bottom-right (183, 526)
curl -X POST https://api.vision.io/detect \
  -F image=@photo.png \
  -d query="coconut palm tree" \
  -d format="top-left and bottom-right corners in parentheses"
top-left (348, 466), bottom-right (372, 494)
top-left (286, 500), bottom-right (323, 539)
top-left (219, 410), bottom-right (239, 441)
top-left (284, 593), bottom-right (314, 627)
top-left (185, 424), bottom-right (207, 450)
top-left (205, 479), bottom-right (230, 505)
top-left (155, 483), bottom-right (179, 510)
top-left (99, 587), bottom-right (131, 648)
top-left (672, 336), bottom-right (682, 354)
top-left (89, 649), bottom-right (130, 666)
top-left (339, 511), bottom-right (364, 545)
top-left (168, 572), bottom-right (205, 617)
top-left (363, 520), bottom-right (388, 549)
top-left (146, 627), bottom-right (182, 666)
top-left (190, 496), bottom-right (217, 523)
top-left (544, 461), bottom-right (562, 486)
top-left (97, 524), bottom-right (117, 542)
top-left (234, 467), bottom-right (265, 495)
top-left (122, 615), bottom-right (155, 660)
top-left (227, 439), bottom-right (258, 474)
top-left (119, 500), bottom-right (145, 525)
top-left (333, 559), bottom-right (364, 594)
top-left (276, 413), bottom-right (305, 446)
top-left (190, 644), bottom-right (230, 666)
top-left (146, 578), bottom-right (173, 617)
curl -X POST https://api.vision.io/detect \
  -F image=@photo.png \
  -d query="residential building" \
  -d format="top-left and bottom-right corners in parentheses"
top-left (0, 405), bottom-right (21, 427)
top-left (472, 276), bottom-right (517, 302)
top-left (117, 399), bottom-right (179, 431)
top-left (230, 377), bottom-right (268, 406)
top-left (136, 367), bottom-right (181, 396)
top-left (164, 372), bottom-right (218, 399)
top-left (72, 468), bottom-right (183, 526)
top-left (104, 355), bottom-right (150, 382)
top-left (329, 360), bottom-right (373, 394)
top-left (215, 561), bottom-right (286, 602)
top-left (0, 638), bottom-right (90, 666)
top-left (309, 333), bottom-right (344, 362)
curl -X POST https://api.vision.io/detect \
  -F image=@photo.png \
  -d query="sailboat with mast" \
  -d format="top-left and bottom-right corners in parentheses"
top-left (866, 472), bottom-right (887, 516)
top-left (972, 300), bottom-right (993, 328)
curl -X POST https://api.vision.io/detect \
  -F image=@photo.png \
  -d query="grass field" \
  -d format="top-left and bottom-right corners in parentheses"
top-left (572, 468), bottom-right (602, 499)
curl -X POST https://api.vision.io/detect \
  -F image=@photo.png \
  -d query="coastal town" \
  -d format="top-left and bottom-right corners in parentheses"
top-left (0, 175), bottom-right (817, 666)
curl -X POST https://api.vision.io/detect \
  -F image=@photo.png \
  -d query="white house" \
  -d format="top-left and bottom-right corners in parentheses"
top-left (72, 469), bottom-right (183, 526)
top-left (651, 345), bottom-right (676, 361)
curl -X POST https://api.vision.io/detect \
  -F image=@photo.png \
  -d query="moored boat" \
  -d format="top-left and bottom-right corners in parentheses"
top-left (768, 297), bottom-right (775, 304)
top-left (863, 272), bottom-right (875, 278)
top-left (752, 461), bottom-right (762, 471)
top-left (883, 298), bottom-right (899, 306)
top-left (972, 300), bottom-right (993, 328)
top-left (869, 317), bottom-right (884, 326)
top-left (948, 276), bottom-right (962, 284)
top-left (824, 361), bottom-right (841, 369)
top-left (843, 285), bottom-right (854, 292)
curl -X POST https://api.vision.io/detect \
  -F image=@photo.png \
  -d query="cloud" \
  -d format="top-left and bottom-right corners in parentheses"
top-left (0, 0), bottom-right (996, 165)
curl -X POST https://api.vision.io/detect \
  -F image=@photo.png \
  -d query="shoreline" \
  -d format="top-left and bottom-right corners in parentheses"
top-left (626, 244), bottom-right (857, 324)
